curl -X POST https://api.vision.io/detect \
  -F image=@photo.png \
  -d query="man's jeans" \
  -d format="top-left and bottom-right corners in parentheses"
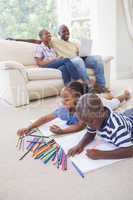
top-left (71, 55), bottom-right (105, 86)
top-left (39, 58), bottom-right (80, 85)
top-left (70, 56), bottom-right (89, 82)
top-left (84, 55), bottom-right (105, 87)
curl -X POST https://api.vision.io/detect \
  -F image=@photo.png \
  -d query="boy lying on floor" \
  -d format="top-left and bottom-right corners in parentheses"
top-left (68, 94), bottom-right (133, 159)
top-left (17, 81), bottom-right (130, 137)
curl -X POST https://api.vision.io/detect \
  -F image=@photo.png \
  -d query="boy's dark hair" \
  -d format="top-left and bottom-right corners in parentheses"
top-left (67, 81), bottom-right (89, 95)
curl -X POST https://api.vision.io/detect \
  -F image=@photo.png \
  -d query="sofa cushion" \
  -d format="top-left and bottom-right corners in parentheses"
top-left (0, 39), bottom-right (36, 66)
top-left (26, 68), bottom-right (62, 81)
top-left (27, 79), bottom-right (64, 100)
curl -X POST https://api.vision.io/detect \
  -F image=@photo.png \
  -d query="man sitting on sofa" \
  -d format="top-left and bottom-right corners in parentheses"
top-left (51, 24), bottom-right (107, 92)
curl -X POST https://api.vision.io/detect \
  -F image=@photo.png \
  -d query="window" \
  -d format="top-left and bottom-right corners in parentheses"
top-left (70, 0), bottom-right (91, 40)
top-left (0, 0), bottom-right (58, 39)
top-left (57, 0), bottom-right (98, 42)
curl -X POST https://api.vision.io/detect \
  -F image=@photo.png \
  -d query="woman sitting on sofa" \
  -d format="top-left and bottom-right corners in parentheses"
top-left (34, 28), bottom-right (82, 85)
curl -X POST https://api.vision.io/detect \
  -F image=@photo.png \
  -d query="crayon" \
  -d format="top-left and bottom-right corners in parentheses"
top-left (32, 143), bottom-right (48, 156)
top-left (19, 137), bottom-right (23, 150)
top-left (26, 137), bottom-right (39, 150)
top-left (26, 141), bottom-right (42, 144)
top-left (32, 143), bottom-right (54, 158)
top-left (19, 141), bottom-right (37, 161)
top-left (52, 146), bottom-right (60, 165)
top-left (32, 140), bottom-right (43, 153)
top-left (34, 145), bottom-right (56, 160)
top-left (33, 145), bottom-right (55, 159)
top-left (32, 142), bottom-right (47, 154)
top-left (63, 154), bottom-right (67, 170)
top-left (43, 150), bottom-right (56, 164)
top-left (16, 136), bottom-right (20, 147)
top-left (27, 134), bottom-right (50, 139)
top-left (61, 151), bottom-right (66, 170)
top-left (71, 161), bottom-right (84, 178)
top-left (40, 146), bottom-right (56, 160)
top-left (57, 148), bottom-right (63, 167)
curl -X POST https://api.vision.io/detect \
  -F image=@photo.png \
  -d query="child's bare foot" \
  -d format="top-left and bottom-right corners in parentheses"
top-left (103, 92), bottom-right (114, 100)
top-left (124, 90), bottom-right (131, 101)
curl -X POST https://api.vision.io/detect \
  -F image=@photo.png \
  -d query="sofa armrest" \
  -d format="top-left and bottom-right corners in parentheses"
top-left (0, 68), bottom-right (29, 107)
top-left (103, 56), bottom-right (114, 88)
top-left (103, 56), bottom-right (114, 63)
top-left (0, 61), bottom-right (28, 82)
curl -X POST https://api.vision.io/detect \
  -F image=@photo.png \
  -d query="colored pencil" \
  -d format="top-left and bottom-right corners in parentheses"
top-left (71, 161), bottom-right (84, 178)
top-left (19, 141), bottom-right (37, 160)
top-left (43, 150), bottom-right (56, 164)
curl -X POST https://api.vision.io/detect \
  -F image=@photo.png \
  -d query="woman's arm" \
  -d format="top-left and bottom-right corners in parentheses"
top-left (86, 146), bottom-right (133, 160)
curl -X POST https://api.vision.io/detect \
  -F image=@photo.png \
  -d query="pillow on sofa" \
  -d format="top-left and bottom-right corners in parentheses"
top-left (26, 68), bottom-right (62, 81)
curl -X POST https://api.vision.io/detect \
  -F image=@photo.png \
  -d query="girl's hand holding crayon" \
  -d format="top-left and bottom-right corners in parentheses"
top-left (67, 144), bottom-right (84, 157)
top-left (50, 125), bottom-right (64, 134)
top-left (17, 127), bottom-right (30, 136)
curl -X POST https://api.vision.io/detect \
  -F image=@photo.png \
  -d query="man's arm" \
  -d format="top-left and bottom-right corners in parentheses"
top-left (6, 38), bottom-right (41, 44)
top-left (86, 146), bottom-right (133, 160)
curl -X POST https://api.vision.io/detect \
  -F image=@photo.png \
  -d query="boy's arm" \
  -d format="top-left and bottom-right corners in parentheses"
top-left (68, 132), bottom-right (96, 157)
top-left (78, 132), bottom-right (96, 149)
top-left (86, 146), bottom-right (133, 160)
top-left (50, 121), bottom-right (86, 134)
top-left (35, 57), bottom-right (57, 66)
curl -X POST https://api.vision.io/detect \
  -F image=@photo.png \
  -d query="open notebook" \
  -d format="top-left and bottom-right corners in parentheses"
top-left (38, 118), bottom-right (121, 173)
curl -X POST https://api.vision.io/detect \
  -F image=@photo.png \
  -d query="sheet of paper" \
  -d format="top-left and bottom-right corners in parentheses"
top-left (55, 132), bottom-right (121, 173)
top-left (38, 118), bottom-right (68, 137)
top-left (39, 118), bottom-right (121, 173)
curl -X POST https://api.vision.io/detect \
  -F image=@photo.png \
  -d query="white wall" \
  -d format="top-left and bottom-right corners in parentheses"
top-left (95, 0), bottom-right (133, 80)
top-left (93, 0), bottom-right (116, 79)
top-left (116, 0), bottom-right (133, 79)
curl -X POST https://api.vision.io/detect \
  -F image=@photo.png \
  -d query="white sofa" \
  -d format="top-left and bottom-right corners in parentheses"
top-left (0, 39), bottom-right (113, 107)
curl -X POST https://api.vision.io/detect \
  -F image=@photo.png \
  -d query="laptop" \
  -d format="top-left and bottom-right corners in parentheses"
top-left (79, 38), bottom-right (92, 57)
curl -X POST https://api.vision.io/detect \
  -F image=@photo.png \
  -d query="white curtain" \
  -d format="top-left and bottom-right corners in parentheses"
top-left (123, 0), bottom-right (133, 40)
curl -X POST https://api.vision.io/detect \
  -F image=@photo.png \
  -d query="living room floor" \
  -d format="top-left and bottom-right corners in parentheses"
top-left (0, 78), bottom-right (133, 200)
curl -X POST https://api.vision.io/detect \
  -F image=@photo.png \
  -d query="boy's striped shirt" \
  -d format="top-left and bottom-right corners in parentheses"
top-left (35, 43), bottom-right (57, 60)
top-left (87, 107), bottom-right (133, 147)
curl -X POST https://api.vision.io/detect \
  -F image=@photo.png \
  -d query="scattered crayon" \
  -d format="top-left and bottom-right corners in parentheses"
top-left (17, 132), bottom-right (68, 173)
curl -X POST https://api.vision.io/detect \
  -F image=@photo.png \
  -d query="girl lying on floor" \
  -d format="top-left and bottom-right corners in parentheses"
top-left (17, 81), bottom-right (130, 136)
top-left (68, 94), bottom-right (133, 159)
